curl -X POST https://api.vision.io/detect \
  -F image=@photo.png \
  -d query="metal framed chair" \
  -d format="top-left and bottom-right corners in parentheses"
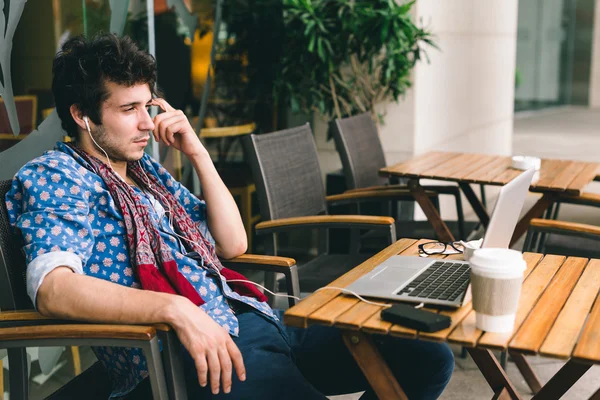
top-left (524, 192), bottom-right (600, 257)
top-left (243, 124), bottom-right (400, 305)
top-left (332, 112), bottom-right (479, 240)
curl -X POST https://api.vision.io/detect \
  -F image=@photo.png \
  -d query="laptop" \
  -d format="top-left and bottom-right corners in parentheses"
top-left (346, 168), bottom-right (536, 308)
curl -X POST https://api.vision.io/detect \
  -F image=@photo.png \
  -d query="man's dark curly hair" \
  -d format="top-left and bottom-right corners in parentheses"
top-left (52, 33), bottom-right (158, 140)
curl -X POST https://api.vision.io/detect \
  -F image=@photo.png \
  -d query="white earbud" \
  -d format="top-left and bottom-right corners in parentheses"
top-left (83, 116), bottom-right (91, 133)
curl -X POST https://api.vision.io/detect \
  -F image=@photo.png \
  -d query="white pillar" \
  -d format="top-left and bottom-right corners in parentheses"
top-left (589, 0), bottom-right (600, 108)
top-left (412, 0), bottom-right (518, 156)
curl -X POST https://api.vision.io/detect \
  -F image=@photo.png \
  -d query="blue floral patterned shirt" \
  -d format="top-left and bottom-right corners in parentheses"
top-left (5, 142), bottom-right (276, 397)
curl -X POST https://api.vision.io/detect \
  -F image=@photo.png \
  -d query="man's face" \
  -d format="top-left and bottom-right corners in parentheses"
top-left (87, 81), bottom-right (155, 162)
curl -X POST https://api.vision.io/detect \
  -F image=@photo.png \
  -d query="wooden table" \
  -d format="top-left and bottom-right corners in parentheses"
top-left (379, 152), bottom-right (600, 245)
top-left (284, 238), bottom-right (600, 400)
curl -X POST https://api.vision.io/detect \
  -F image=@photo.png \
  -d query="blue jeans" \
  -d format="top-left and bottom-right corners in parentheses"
top-left (178, 308), bottom-right (454, 399)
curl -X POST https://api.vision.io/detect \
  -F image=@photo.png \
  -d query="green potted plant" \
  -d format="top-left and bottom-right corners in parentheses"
top-left (275, 0), bottom-right (435, 124)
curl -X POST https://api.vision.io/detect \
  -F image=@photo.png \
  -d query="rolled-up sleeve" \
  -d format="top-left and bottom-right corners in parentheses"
top-left (6, 155), bottom-right (94, 308)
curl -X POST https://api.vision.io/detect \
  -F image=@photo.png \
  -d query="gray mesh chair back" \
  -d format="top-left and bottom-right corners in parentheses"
top-left (244, 123), bottom-right (328, 221)
top-left (0, 179), bottom-right (32, 311)
top-left (332, 113), bottom-right (388, 189)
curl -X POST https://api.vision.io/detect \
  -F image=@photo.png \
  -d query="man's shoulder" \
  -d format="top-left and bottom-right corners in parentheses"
top-left (15, 148), bottom-right (82, 181)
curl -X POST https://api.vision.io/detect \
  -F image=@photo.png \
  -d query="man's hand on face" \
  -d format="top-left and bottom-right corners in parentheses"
top-left (150, 98), bottom-right (207, 158)
top-left (169, 297), bottom-right (246, 395)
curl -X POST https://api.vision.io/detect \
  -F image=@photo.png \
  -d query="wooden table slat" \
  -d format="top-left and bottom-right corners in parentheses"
top-left (478, 255), bottom-right (566, 350)
top-left (539, 259), bottom-right (600, 359)
top-left (564, 163), bottom-right (600, 194)
top-left (447, 310), bottom-right (481, 347)
top-left (380, 152), bottom-right (462, 178)
top-left (361, 312), bottom-right (394, 335)
top-left (448, 252), bottom-right (544, 348)
top-left (488, 168), bottom-right (523, 185)
top-left (284, 239), bottom-right (417, 328)
top-left (530, 159), bottom-right (572, 189)
top-left (572, 273), bottom-right (600, 364)
top-left (308, 296), bottom-right (360, 326)
top-left (334, 302), bottom-right (385, 331)
top-left (509, 257), bottom-right (588, 354)
top-left (446, 154), bottom-right (498, 181)
top-left (420, 303), bottom-right (473, 342)
top-left (538, 161), bottom-right (588, 192)
top-left (463, 157), bottom-right (512, 184)
top-left (522, 253), bottom-right (545, 279)
top-left (420, 153), bottom-right (483, 181)
top-left (389, 322), bottom-right (418, 338)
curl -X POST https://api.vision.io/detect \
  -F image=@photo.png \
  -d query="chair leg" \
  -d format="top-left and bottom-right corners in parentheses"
top-left (158, 330), bottom-right (188, 400)
top-left (454, 192), bottom-right (466, 240)
top-left (500, 351), bottom-right (508, 370)
top-left (0, 358), bottom-right (3, 400)
top-left (69, 346), bottom-right (82, 376)
top-left (143, 337), bottom-right (169, 400)
top-left (523, 230), bottom-right (535, 252)
top-left (8, 348), bottom-right (28, 400)
top-left (479, 184), bottom-right (487, 208)
top-left (284, 264), bottom-right (301, 308)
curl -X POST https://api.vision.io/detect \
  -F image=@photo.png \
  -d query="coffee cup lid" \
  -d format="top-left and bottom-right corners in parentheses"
top-left (470, 248), bottom-right (526, 272)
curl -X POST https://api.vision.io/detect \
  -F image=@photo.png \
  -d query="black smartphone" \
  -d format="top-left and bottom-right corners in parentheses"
top-left (381, 303), bottom-right (451, 332)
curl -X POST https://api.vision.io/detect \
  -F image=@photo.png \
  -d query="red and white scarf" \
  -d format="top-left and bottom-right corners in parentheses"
top-left (68, 143), bottom-right (267, 305)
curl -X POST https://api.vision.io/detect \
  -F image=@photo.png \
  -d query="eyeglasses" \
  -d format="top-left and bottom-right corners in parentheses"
top-left (418, 241), bottom-right (465, 256)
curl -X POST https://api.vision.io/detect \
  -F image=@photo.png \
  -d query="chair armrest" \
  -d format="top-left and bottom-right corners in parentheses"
top-left (555, 192), bottom-right (600, 207)
top-left (345, 184), bottom-right (406, 193)
top-left (255, 215), bottom-right (394, 235)
top-left (529, 218), bottom-right (600, 240)
top-left (326, 189), bottom-right (436, 206)
top-left (0, 310), bottom-right (50, 322)
top-left (0, 310), bottom-right (174, 332)
top-left (0, 323), bottom-right (156, 342)
top-left (344, 184), bottom-right (459, 196)
top-left (221, 254), bottom-right (296, 273)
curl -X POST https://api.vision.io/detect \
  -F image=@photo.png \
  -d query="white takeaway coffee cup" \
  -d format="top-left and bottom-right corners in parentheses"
top-left (469, 248), bottom-right (526, 333)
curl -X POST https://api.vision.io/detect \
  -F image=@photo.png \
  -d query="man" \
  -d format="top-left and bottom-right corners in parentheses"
top-left (6, 33), bottom-right (454, 399)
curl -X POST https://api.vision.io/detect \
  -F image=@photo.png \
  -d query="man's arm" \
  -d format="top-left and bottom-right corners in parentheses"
top-left (188, 151), bottom-right (247, 259)
top-left (151, 98), bottom-right (247, 259)
top-left (38, 267), bottom-right (245, 395)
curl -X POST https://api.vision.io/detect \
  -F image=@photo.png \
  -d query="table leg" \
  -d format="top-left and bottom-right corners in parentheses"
top-left (341, 331), bottom-right (408, 400)
top-left (531, 360), bottom-right (591, 400)
top-left (509, 351), bottom-right (542, 394)
top-left (408, 180), bottom-right (455, 242)
top-left (458, 183), bottom-right (490, 227)
top-left (510, 194), bottom-right (556, 247)
top-left (492, 387), bottom-right (512, 400)
top-left (467, 348), bottom-right (522, 400)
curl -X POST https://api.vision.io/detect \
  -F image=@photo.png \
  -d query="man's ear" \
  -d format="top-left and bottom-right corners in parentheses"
top-left (70, 104), bottom-right (88, 131)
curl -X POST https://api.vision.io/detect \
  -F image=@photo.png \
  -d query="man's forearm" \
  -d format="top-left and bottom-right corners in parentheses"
top-left (189, 151), bottom-right (247, 258)
top-left (37, 267), bottom-right (185, 326)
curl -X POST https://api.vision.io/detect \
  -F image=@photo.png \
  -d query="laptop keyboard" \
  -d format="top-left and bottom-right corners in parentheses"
top-left (397, 261), bottom-right (470, 302)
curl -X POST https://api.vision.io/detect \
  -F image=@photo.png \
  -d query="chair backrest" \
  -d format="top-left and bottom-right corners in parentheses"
top-left (0, 179), bottom-right (32, 311)
top-left (243, 124), bottom-right (328, 221)
top-left (332, 112), bottom-right (388, 190)
top-left (0, 95), bottom-right (38, 134)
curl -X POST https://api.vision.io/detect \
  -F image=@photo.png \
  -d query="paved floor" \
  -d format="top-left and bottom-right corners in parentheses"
top-left (5, 106), bottom-right (600, 399)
